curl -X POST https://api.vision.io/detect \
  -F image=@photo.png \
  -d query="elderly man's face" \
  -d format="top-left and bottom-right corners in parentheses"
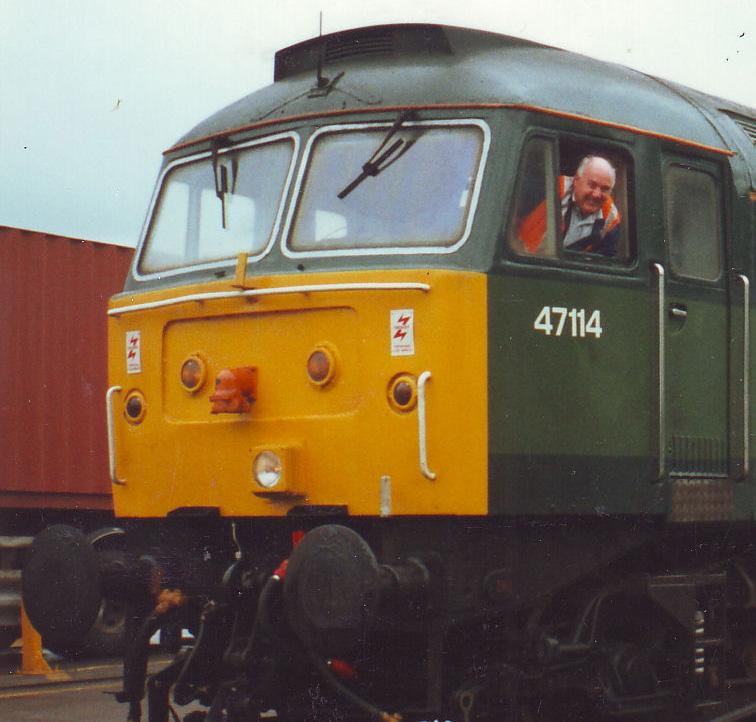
top-left (573, 161), bottom-right (614, 216)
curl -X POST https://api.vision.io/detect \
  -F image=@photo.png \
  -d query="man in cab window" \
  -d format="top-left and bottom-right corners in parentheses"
top-left (520, 155), bottom-right (621, 257)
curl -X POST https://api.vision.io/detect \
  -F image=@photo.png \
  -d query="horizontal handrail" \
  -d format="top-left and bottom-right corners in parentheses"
top-left (108, 282), bottom-right (431, 317)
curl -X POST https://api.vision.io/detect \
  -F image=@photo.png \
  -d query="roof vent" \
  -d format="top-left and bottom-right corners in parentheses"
top-left (325, 27), bottom-right (394, 63)
top-left (725, 112), bottom-right (756, 145)
top-left (274, 24), bottom-right (452, 82)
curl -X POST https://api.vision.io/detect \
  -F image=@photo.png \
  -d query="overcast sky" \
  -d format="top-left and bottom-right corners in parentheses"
top-left (1, 0), bottom-right (753, 248)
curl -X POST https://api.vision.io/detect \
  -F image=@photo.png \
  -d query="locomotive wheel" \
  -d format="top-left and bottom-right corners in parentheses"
top-left (534, 592), bottom-right (686, 722)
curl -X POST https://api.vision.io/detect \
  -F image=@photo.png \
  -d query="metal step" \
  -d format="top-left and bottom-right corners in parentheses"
top-left (0, 537), bottom-right (33, 550)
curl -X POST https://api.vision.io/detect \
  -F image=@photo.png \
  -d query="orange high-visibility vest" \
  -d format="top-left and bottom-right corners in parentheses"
top-left (519, 176), bottom-right (619, 253)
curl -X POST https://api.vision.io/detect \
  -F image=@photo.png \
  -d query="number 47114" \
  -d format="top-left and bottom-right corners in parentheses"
top-left (533, 306), bottom-right (602, 338)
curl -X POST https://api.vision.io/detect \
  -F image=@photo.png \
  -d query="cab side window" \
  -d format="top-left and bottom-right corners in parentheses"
top-left (508, 137), bottom-right (634, 263)
top-left (507, 138), bottom-right (558, 257)
top-left (664, 164), bottom-right (722, 281)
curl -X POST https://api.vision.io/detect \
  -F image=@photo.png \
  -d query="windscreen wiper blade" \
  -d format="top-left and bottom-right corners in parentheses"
top-left (337, 110), bottom-right (417, 200)
top-left (211, 144), bottom-right (238, 229)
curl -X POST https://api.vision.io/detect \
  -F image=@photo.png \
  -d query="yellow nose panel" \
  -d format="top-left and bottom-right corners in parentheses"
top-left (108, 269), bottom-right (488, 518)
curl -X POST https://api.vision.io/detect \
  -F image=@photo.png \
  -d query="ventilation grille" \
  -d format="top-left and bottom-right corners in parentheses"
top-left (324, 28), bottom-right (394, 63)
top-left (274, 24), bottom-right (451, 82)
top-left (725, 112), bottom-right (756, 145)
top-left (670, 435), bottom-right (727, 477)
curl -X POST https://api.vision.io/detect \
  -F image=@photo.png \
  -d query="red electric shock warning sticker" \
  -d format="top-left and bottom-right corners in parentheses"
top-left (126, 330), bottom-right (142, 374)
top-left (390, 309), bottom-right (414, 356)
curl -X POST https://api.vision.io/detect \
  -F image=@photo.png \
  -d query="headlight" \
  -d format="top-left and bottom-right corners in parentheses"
top-left (387, 374), bottom-right (417, 412)
top-left (180, 354), bottom-right (206, 393)
top-left (306, 345), bottom-right (336, 386)
top-left (124, 390), bottom-right (146, 423)
top-left (253, 451), bottom-right (282, 489)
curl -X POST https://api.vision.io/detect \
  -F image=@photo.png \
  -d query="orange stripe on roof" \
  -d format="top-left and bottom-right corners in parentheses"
top-left (165, 102), bottom-right (735, 157)
top-left (750, 191), bottom-right (756, 202)
top-left (516, 104), bottom-right (735, 157)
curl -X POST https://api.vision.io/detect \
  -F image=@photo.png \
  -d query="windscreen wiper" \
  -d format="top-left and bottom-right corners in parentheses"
top-left (211, 146), bottom-right (238, 229)
top-left (337, 110), bottom-right (418, 200)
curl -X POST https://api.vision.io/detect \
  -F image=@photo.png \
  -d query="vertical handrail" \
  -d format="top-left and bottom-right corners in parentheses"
top-left (653, 263), bottom-right (666, 480)
top-left (417, 371), bottom-right (437, 480)
top-left (739, 274), bottom-right (750, 478)
top-left (106, 386), bottom-right (125, 485)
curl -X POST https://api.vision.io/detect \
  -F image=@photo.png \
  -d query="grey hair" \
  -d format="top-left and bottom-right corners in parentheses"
top-left (576, 155), bottom-right (616, 187)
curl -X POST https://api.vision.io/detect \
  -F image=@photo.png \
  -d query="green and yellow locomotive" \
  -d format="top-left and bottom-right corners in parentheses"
top-left (23, 24), bottom-right (756, 722)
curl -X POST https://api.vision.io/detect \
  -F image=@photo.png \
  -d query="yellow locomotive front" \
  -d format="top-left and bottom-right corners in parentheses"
top-left (107, 271), bottom-right (488, 518)
top-left (106, 119), bottom-right (490, 520)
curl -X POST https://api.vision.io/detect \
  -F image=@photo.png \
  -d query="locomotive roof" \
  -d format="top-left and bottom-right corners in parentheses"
top-left (171, 24), bottom-right (755, 174)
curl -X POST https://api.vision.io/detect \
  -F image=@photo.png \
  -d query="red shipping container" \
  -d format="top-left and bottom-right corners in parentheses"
top-left (0, 227), bottom-right (132, 511)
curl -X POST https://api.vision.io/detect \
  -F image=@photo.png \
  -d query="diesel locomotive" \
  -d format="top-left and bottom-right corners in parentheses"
top-left (23, 23), bottom-right (756, 722)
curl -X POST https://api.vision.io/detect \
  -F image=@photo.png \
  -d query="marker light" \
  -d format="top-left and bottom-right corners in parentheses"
top-left (254, 451), bottom-right (283, 489)
top-left (124, 390), bottom-right (146, 423)
top-left (388, 375), bottom-right (417, 412)
top-left (307, 346), bottom-right (336, 386)
top-left (180, 355), bottom-right (206, 393)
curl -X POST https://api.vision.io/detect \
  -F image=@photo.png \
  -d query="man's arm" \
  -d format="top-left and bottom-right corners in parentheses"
top-left (567, 219), bottom-right (619, 256)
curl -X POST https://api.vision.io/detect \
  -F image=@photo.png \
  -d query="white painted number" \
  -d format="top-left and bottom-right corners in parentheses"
top-left (552, 306), bottom-right (568, 336)
top-left (585, 309), bottom-right (603, 338)
top-left (533, 306), bottom-right (553, 335)
top-left (533, 306), bottom-right (602, 339)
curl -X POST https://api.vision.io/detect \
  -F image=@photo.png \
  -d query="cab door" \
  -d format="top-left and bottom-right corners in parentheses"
top-left (659, 158), bottom-right (734, 480)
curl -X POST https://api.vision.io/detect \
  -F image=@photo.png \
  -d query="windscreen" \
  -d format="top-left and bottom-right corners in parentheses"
top-left (139, 137), bottom-right (295, 274)
top-left (287, 122), bottom-right (486, 254)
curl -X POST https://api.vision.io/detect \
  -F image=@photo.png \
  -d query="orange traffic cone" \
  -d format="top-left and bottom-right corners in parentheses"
top-left (20, 604), bottom-right (52, 675)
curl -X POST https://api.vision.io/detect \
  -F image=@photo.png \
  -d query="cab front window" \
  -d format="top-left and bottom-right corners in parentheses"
top-left (286, 120), bottom-right (489, 256)
top-left (139, 135), bottom-right (296, 275)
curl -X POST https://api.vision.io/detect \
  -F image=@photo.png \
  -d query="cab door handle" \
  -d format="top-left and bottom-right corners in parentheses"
top-left (669, 303), bottom-right (688, 319)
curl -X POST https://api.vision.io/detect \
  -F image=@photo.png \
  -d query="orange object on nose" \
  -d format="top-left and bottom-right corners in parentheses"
top-left (209, 367), bottom-right (258, 414)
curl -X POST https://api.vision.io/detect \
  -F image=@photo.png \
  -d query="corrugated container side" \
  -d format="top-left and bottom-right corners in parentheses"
top-left (0, 227), bottom-right (132, 509)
